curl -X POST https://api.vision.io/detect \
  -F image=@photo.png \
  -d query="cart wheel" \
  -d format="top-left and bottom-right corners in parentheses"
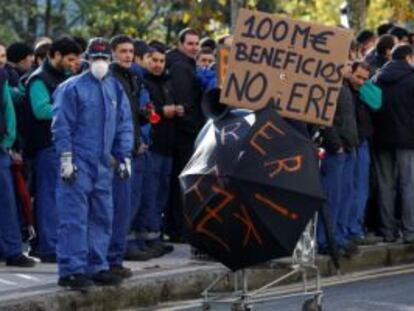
top-left (302, 297), bottom-right (322, 311)
top-left (231, 303), bottom-right (253, 311)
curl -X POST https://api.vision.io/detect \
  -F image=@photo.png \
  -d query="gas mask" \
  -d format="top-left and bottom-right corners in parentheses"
top-left (90, 60), bottom-right (109, 80)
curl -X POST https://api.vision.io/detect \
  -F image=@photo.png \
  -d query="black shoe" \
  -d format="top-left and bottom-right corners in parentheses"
top-left (147, 243), bottom-right (175, 258)
top-left (91, 270), bottom-right (123, 286)
top-left (341, 243), bottom-right (359, 258)
top-left (124, 249), bottom-right (154, 261)
top-left (28, 249), bottom-right (40, 258)
top-left (110, 265), bottom-right (133, 279)
top-left (317, 247), bottom-right (329, 255)
top-left (6, 254), bottom-right (36, 267)
top-left (40, 255), bottom-right (57, 263)
top-left (58, 274), bottom-right (94, 291)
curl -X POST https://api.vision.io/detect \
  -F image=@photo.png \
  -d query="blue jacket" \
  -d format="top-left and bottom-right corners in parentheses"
top-left (52, 71), bottom-right (133, 164)
top-left (197, 67), bottom-right (217, 92)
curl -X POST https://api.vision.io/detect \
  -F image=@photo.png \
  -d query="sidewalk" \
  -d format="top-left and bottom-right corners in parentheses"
top-left (0, 242), bottom-right (414, 311)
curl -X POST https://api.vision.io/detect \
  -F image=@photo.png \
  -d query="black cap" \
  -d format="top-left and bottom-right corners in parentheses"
top-left (377, 23), bottom-right (394, 36)
top-left (356, 30), bottom-right (375, 44)
top-left (133, 40), bottom-right (155, 57)
top-left (388, 26), bottom-right (409, 40)
top-left (86, 37), bottom-right (111, 59)
top-left (6, 42), bottom-right (34, 63)
top-left (200, 37), bottom-right (217, 51)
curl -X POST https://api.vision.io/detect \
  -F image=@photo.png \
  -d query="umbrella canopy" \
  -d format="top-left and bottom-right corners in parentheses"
top-left (180, 104), bottom-right (325, 271)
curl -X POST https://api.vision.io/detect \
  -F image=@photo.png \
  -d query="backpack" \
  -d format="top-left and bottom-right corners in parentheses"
top-left (360, 80), bottom-right (382, 111)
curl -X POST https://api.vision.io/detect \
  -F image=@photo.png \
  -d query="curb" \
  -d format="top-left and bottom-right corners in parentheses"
top-left (1, 243), bottom-right (414, 310)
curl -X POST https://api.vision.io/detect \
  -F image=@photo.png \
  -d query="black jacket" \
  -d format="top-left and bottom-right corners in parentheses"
top-left (352, 87), bottom-right (374, 142)
top-left (110, 63), bottom-right (141, 154)
top-left (166, 49), bottom-right (204, 143)
top-left (372, 60), bottom-right (414, 149)
top-left (4, 63), bottom-right (25, 87)
top-left (144, 73), bottom-right (175, 156)
top-left (365, 53), bottom-right (389, 77)
top-left (321, 82), bottom-right (359, 153)
top-left (25, 58), bottom-right (67, 156)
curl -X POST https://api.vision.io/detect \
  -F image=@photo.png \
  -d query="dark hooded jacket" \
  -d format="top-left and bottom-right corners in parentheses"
top-left (372, 60), bottom-right (414, 149)
top-left (110, 63), bottom-right (141, 154)
top-left (166, 49), bottom-right (204, 144)
top-left (144, 72), bottom-right (175, 156)
top-left (321, 82), bottom-right (359, 153)
top-left (365, 53), bottom-right (389, 77)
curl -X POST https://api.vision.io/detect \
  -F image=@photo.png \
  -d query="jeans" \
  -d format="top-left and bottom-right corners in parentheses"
top-left (373, 149), bottom-right (414, 241)
top-left (348, 140), bottom-right (370, 238)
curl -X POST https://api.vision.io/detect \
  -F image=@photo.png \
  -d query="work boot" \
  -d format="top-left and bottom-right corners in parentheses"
top-left (58, 274), bottom-right (94, 291)
top-left (110, 265), bottom-right (133, 279)
top-left (340, 243), bottom-right (359, 258)
top-left (91, 270), bottom-right (123, 286)
top-left (124, 249), bottom-right (154, 261)
top-left (6, 254), bottom-right (36, 267)
top-left (147, 243), bottom-right (174, 258)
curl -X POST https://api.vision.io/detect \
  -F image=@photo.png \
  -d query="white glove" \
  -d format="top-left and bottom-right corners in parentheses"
top-left (117, 158), bottom-right (131, 180)
top-left (60, 152), bottom-right (77, 182)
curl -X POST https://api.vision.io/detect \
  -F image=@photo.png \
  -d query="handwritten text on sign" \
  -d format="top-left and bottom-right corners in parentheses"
top-left (220, 9), bottom-right (353, 126)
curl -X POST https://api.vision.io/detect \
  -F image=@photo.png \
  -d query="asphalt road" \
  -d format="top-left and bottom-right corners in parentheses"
top-left (144, 266), bottom-right (414, 311)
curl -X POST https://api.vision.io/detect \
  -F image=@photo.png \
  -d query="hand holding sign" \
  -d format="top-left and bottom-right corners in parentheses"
top-left (220, 9), bottom-right (353, 126)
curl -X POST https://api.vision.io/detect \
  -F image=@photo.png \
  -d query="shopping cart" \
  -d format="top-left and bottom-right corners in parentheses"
top-left (201, 149), bottom-right (326, 311)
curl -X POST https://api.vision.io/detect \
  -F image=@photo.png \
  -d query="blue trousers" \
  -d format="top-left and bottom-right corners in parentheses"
top-left (56, 160), bottom-right (113, 278)
top-left (337, 151), bottom-right (356, 244)
top-left (35, 146), bottom-right (59, 257)
top-left (128, 152), bottom-right (157, 250)
top-left (349, 140), bottom-right (370, 238)
top-left (0, 152), bottom-right (23, 258)
top-left (151, 152), bottom-right (172, 236)
top-left (135, 152), bottom-right (172, 246)
top-left (318, 152), bottom-right (350, 249)
top-left (107, 171), bottom-right (132, 267)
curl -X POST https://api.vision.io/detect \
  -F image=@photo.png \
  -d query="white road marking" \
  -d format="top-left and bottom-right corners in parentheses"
top-left (15, 274), bottom-right (40, 281)
top-left (0, 278), bottom-right (17, 286)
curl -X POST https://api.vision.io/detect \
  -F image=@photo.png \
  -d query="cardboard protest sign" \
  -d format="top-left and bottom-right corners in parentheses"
top-left (217, 45), bottom-right (231, 89)
top-left (220, 8), bottom-right (354, 126)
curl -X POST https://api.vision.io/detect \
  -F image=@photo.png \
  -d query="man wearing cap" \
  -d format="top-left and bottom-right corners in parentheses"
top-left (52, 37), bottom-right (133, 290)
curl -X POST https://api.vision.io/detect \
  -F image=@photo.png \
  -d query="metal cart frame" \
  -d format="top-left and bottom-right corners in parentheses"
top-left (201, 213), bottom-right (323, 311)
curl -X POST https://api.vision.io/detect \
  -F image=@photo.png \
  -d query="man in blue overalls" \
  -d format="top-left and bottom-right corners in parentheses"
top-left (52, 38), bottom-right (133, 291)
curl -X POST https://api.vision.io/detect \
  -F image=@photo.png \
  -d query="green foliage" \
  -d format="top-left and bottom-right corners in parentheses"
top-left (282, 0), bottom-right (342, 25)
top-left (0, 0), bottom-right (413, 45)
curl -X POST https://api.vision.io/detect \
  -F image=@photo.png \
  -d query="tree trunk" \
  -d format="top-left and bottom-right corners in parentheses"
top-left (44, 0), bottom-right (52, 36)
top-left (25, 0), bottom-right (38, 43)
top-left (346, 0), bottom-right (368, 32)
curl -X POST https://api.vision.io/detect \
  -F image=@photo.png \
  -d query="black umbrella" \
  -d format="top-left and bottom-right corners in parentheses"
top-left (180, 93), bottom-right (325, 271)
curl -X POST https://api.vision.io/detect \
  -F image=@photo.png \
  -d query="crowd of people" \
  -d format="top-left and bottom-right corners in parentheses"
top-left (0, 28), bottom-right (224, 290)
top-left (317, 23), bottom-right (414, 258)
top-left (1, 20), bottom-right (414, 291)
